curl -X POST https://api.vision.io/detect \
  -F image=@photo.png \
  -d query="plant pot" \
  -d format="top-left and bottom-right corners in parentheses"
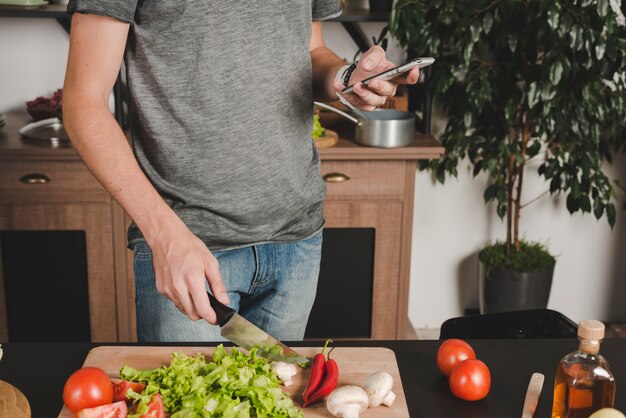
top-left (368, 0), bottom-right (393, 13)
top-left (478, 262), bottom-right (554, 314)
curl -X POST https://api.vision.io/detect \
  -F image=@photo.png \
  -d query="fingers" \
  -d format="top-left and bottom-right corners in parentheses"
top-left (156, 271), bottom-right (201, 321)
top-left (331, 80), bottom-right (385, 112)
top-left (152, 245), bottom-right (228, 324)
top-left (336, 47), bottom-right (421, 112)
top-left (392, 67), bottom-right (421, 86)
top-left (354, 83), bottom-right (387, 110)
top-left (359, 45), bottom-right (386, 72)
top-left (367, 78), bottom-right (397, 97)
top-left (189, 283), bottom-right (217, 324)
top-left (205, 255), bottom-right (230, 305)
top-left (173, 288), bottom-right (200, 320)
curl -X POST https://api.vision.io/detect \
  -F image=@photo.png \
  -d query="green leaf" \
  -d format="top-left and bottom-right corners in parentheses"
top-left (597, 0), bottom-right (609, 17)
top-left (508, 35), bottom-right (518, 53)
top-left (566, 193), bottom-right (579, 213)
top-left (527, 140), bottom-right (541, 157)
top-left (547, 8), bottom-right (560, 30)
top-left (579, 195), bottom-right (592, 213)
top-left (464, 112), bottom-right (473, 128)
top-left (497, 202), bottom-right (507, 219)
top-left (550, 176), bottom-right (562, 193)
top-left (473, 160), bottom-right (483, 177)
top-left (550, 60), bottom-right (564, 85)
top-left (464, 42), bottom-right (474, 64)
top-left (482, 12), bottom-right (493, 34)
top-left (607, 203), bottom-right (616, 227)
top-left (484, 183), bottom-right (498, 202)
top-left (595, 41), bottom-right (606, 60)
top-left (594, 198), bottom-right (605, 219)
top-left (470, 24), bottom-right (481, 43)
top-left (570, 25), bottom-right (584, 51)
top-left (528, 82), bottom-right (540, 109)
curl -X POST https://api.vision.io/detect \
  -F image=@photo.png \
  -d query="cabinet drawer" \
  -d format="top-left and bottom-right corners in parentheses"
top-left (321, 161), bottom-right (406, 200)
top-left (0, 161), bottom-right (110, 204)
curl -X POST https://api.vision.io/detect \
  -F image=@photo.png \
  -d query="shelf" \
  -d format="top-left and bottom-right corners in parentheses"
top-left (0, 3), bottom-right (70, 32)
top-left (0, 3), bottom-right (68, 18)
top-left (0, 111), bottom-right (79, 160)
top-left (330, 7), bottom-right (390, 22)
top-left (317, 112), bottom-right (442, 161)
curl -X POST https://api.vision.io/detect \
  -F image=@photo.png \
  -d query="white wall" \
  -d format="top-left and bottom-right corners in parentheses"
top-left (409, 156), bottom-right (626, 329)
top-left (0, 19), bottom-right (69, 110)
top-left (3, 19), bottom-right (625, 330)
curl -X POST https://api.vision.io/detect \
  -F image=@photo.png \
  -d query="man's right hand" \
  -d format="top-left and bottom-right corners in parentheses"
top-left (148, 223), bottom-right (230, 325)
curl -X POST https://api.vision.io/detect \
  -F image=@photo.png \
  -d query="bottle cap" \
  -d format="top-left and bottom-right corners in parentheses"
top-left (578, 319), bottom-right (605, 341)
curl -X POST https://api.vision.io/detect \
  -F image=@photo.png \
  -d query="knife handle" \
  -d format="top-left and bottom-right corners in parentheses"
top-left (522, 372), bottom-right (545, 418)
top-left (207, 291), bottom-right (235, 327)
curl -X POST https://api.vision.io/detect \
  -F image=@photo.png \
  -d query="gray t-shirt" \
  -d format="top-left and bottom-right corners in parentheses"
top-left (67, 1), bottom-right (341, 250)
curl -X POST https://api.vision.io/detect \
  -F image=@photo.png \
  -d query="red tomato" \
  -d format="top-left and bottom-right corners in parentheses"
top-left (449, 359), bottom-right (491, 401)
top-left (139, 393), bottom-right (165, 418)
top-left (63, 367), bottom-right (114, 413)
top-left (76, 400), bottom-right (127, 418)
top-left (436, 339), bottom-right (476, 377)
top-left (112, 379), bottom-right (146, 402)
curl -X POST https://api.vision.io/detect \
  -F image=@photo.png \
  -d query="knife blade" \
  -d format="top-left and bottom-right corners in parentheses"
top-left (522, 372), bottom-right (545, 418)
top-left (206, 292), bottom-right (308, 365)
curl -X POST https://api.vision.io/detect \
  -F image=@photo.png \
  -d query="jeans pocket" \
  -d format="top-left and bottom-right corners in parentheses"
top-left (129, 239), bottom-right (152, 260)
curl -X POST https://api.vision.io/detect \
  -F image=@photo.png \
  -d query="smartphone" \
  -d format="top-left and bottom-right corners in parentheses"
top-left (341, 56), bottom-right (435, 94)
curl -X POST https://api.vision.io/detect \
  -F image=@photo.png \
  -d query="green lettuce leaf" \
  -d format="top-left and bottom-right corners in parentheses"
top-left (312, 114), bottom-right (326, 139)
top-left (120, 345), bottom-right (303, 418)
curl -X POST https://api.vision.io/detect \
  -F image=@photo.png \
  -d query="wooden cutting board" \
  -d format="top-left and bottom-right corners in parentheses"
top-left (314, 129), bottom-right (339, 148)
top-left (58, 346), bottom-right (409, 418)
top-left (0, 380), bottom-right (31, 418)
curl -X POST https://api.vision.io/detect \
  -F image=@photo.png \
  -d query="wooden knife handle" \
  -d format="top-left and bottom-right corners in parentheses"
top-left (522, 373), bottom-right (545, 418)
top-left (206, 292), bottom-right (235, 327)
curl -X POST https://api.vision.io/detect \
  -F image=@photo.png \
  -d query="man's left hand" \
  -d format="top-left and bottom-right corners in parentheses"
top-left (332, 46), bottom-right (420, 112)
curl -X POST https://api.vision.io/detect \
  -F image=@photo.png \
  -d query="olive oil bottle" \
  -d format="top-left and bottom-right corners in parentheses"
top-left (552, 320), bottom-right (616, 418)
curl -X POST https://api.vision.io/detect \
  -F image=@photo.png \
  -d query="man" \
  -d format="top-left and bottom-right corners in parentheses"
top-left (63, 1), bottom-right (419, 342)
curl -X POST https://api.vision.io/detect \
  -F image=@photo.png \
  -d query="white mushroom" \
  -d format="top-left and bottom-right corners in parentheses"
top-left (362, 371), bottom-right (396, 407)
top-left (326, 385), bottom-right (369, 418)
top-left (271, 362), bottom-right (298, 387)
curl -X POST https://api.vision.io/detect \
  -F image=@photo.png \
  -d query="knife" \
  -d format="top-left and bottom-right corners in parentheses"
top-left (206, 292), bottom-right (309, 365)
top-left (522, 372), bottom-right (545, 418)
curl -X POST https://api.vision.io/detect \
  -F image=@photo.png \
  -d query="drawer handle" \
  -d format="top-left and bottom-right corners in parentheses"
top-left (323, 172), bottom-right (350, 183)
top-left (19, 173), bottom-right (51, 184)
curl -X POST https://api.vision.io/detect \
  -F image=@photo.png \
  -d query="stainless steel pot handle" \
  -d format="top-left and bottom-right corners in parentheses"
top-left (314, 101), bottom-right (360, 125)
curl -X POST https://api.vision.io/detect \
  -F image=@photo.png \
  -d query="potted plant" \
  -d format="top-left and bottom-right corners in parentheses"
top-left (390, 1), bottom-right (626, 313)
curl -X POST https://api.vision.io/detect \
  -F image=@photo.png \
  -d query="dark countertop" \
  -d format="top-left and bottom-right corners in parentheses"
top-left (1, 339), bottom-right (625, 417)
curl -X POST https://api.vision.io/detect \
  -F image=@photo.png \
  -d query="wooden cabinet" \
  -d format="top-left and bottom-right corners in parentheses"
top-left (317, 114), bottom-right (443, 339)
top-left (0, 111), bottom-right (442, 343)
top-left (0, 112), bottom-right (133, 342)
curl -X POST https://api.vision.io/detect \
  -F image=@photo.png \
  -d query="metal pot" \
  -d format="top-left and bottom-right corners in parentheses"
top-left (314, 101), bottom-right (415, 148)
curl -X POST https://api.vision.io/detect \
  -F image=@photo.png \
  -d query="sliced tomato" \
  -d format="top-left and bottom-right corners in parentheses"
top-left (112, 379), bottom-right (146, 402)
top-left (76, 400), bottom-right (127, 418)
top-left (139, 393), bottom-right (164, 418)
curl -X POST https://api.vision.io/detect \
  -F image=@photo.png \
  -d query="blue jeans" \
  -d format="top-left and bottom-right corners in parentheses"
top-left (130, 231), bottom-right (322, 342)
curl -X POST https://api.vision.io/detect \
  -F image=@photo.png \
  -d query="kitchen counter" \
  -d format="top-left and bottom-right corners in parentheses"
top-left (316, 112), bottom-right (443, 161)
top-left (1, 339), bottom-right (625, 417)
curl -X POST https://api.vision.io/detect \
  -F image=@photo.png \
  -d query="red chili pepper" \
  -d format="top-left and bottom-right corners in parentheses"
top-left (302, 346), bottom-right (339, 407)
top-left (302, 339), bottom-right (331, 403)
